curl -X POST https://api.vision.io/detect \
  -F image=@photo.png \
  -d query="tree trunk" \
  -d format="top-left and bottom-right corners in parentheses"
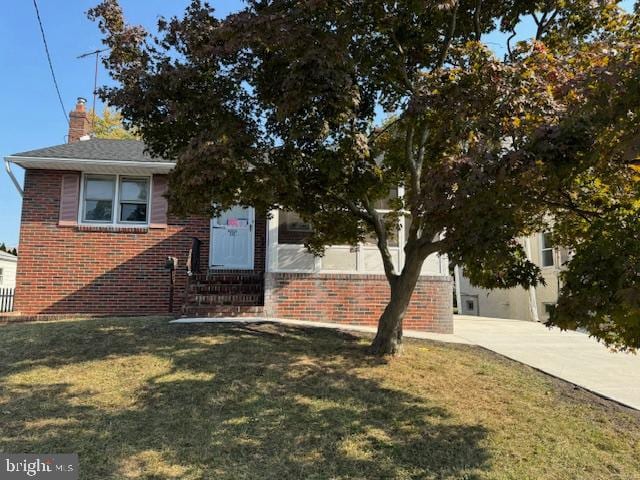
top-left (369, 249), bottom-right (425, 356)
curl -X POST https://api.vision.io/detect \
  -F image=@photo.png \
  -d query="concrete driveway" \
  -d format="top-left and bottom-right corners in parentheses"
top-left (453, 315), bottom-right (640, 410)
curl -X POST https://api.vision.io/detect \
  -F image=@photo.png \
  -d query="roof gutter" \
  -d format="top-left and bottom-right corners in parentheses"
top-left (4, 158), bottom-right (23, 197)
top-left (5, 155), bottom-right (176, 169)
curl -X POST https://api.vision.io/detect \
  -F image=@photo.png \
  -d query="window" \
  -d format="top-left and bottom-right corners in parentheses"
top-left (281, 211), bottom-right (312, 232)
top-left (540, 232), bottom-right (555, 267)
top-left (83, 175), bottom-right (115, 222)
top-left (544, 302), bottom-right (556, 317)
top-left (278, 211), bottom-right (312, 244)
top-left (466, 300), bottom-right (475, 312)
top-left (82, 174), bottom-right (150, 225)
top-left (0, 268), bottom-right (3, 285)
top-left (119, 177), bottom-right (149, 223)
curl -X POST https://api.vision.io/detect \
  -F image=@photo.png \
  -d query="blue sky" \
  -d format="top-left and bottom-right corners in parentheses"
top-left (0, 0), bottom-right (243, 248)
top-left (0, 1), bottom-right (632, 248)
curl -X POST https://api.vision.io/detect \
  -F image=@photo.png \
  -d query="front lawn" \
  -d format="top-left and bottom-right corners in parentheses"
top-left (0, 317), bottom-right (639, 479)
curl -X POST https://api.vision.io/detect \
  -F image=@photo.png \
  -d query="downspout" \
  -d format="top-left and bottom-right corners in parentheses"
top-left (523, 236), bottom-right (540, 322)
top-left (4, 159), bottom-right (23, 197)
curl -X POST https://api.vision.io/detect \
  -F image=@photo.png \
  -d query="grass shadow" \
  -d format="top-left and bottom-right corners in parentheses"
top-left (0, 317), bottom-right (490, 479)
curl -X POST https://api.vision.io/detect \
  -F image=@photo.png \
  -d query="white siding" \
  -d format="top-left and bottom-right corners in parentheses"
top-left (0, 253), bottom-right (18, 289)
top-left (457, 233), bottom-right (562, 321)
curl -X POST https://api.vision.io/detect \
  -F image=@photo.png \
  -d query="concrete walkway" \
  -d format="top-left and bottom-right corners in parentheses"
top-left (172, 315), bottom-right (640, 410)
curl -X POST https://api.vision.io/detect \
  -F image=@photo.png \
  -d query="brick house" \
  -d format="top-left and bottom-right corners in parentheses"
top-left (4, 98), bottom-right (453, 332)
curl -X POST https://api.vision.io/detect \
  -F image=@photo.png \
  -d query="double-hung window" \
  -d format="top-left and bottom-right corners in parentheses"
top-left (540, 232), bottom-right (555, 267)
top-left (81, 174), bottom-right (150, 225)
top-left (119, 177), bottom-right (149, 222)
top-left (83, 175), bottom-right (116, 222)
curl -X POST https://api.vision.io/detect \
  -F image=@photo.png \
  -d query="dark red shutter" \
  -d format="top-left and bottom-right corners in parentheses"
top-left (59, 173), bottom-right (80, 226)
top-left (150, 174), bottom-right (168, 228)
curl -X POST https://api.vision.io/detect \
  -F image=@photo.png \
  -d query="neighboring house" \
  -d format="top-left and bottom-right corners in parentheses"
top-left (0, 251), bottom-right (18, 289)
top-left (455, 232), bottom-right (569, 321)
top-left (3, 97), bottom-right (453, 332)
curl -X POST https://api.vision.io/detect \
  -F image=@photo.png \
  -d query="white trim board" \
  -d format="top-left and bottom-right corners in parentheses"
top-left (6, 155), bottom-right (175, 174)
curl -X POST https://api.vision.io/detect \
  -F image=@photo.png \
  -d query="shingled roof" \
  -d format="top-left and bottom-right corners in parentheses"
top-left (10, 138), bottom-right (171, 163)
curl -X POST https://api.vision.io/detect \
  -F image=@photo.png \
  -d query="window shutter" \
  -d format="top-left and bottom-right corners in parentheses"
top-left (150, 174), bottom-right (168, 228)
top-left (59, 173), bottom-right (80, 226)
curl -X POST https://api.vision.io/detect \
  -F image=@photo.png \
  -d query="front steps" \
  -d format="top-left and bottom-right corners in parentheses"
top-left (182, 271), bottom-right (265, 317)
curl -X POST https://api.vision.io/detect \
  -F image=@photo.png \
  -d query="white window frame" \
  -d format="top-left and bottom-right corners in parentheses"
top-left (79, 173), bottom-right (152, 227)
top-left (539, 232), bottom-right (555, 268)
top-left (267, 187), bottom-right (406, 275)
top-left (266, 198), bottom-right (448, 276)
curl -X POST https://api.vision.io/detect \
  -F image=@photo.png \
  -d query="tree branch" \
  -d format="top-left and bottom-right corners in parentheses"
top-left (507, 28), bottom-right (517, 60)
top-left (533, 9), bottom-right (557, 40)
top-left (436, 0), bottom-right (460, 69)
top-left (417, 236), bottom-right (447, 259)
top-left (342, 197), bottom-right (374, 223)
top-left (390, 28), bottom-right (414, 92)
top-left (406, 213), bottom-right (421, 245)
top-left (405, 123), bottom-right (415, 167)
top-left (540, 196), bottom-right (600, 223)
top-left (369, 116), bottom-right (401, 144)
top-left (363, 196), bottom-right (398, 281)
top-left (415, 123), bottom-right (429, 171)
top-left (474, 0), bottom-right (483, 41)
top-left (409, 122), bottom-right (429, 207)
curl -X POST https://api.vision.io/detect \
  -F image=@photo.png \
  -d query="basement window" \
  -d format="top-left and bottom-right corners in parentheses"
top-left (544, 303), bottom-right (556, 317)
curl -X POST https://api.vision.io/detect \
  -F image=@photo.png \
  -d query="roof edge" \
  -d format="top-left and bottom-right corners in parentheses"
top-left (6, 155), bottom-right (176, 168)
top-left (0, 252), bottom-right (18, 261)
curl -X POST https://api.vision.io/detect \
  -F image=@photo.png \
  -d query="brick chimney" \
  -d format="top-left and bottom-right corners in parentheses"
top-left (68, 97), bottom-right (91, 143)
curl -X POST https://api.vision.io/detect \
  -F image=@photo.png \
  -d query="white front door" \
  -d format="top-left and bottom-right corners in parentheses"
top-left (210, 206), bottom-right (255, 270)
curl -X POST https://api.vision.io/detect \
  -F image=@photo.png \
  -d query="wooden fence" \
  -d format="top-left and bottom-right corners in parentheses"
top-left (0, 288), bottom-right (14, 313)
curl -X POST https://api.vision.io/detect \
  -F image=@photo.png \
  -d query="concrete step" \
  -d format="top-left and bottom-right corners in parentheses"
top-left (186, 293), bottom-right (264, 306)
top-left (190, 272), bottom-right (263, 285)
top-left (181, 305), bottom-right (265, 317)
top-left (188, 283), bottom-right (263, 295)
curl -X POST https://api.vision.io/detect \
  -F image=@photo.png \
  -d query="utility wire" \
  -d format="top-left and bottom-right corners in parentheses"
top-left (33, 0), bottom-right (69, 125)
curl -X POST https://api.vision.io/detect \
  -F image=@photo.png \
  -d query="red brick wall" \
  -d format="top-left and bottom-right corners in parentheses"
top-left (15, 168), bottom-right (451, 333)
top-left (15, 169), bottom-right (267, 315)
top-left (265, 272), bottom-right (453, 333)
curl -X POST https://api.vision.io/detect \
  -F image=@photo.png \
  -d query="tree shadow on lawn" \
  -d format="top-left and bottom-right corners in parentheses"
top-left (0, 317), bottom-right (490, 479)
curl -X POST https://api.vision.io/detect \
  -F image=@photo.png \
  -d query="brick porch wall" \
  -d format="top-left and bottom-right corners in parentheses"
top-left (14, 169), bottom-right (267, 316)
top-left (264, 272), bottom-right (453, 333)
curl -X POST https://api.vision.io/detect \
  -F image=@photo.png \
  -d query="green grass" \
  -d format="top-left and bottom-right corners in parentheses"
top-left (0, 317), bottom-right (639, 479)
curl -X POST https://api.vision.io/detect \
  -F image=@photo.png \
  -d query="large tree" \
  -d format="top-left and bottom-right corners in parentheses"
top-left (89, 0), bottom-right (639, 354)
top-left (90, 105), bottom-right (138, 140)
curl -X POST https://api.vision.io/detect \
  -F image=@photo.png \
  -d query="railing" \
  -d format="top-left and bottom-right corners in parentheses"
top-left (187, 237), bottom-right (202, 276)
top-left (0, 288), bottom-right (14, 313)
top-left (182, 237), bottom-right (202, 314)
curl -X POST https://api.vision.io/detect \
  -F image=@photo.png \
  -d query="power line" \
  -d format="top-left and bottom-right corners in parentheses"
top-left (32, 0), bottom-right (69, 125)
